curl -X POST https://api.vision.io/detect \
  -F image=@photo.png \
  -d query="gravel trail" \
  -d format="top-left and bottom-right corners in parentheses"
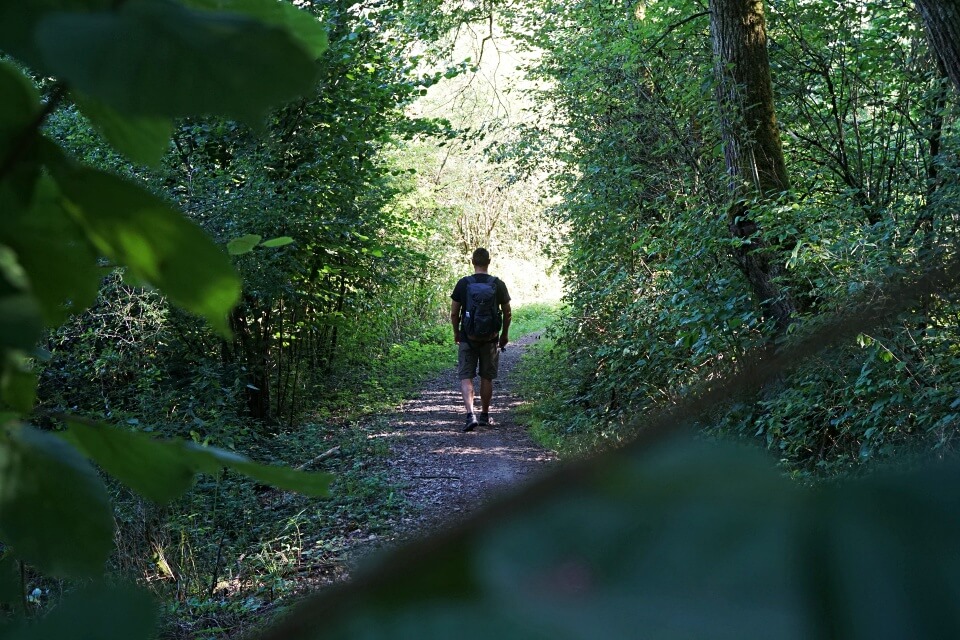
top-left (382, 332), bottom-right (556, 537)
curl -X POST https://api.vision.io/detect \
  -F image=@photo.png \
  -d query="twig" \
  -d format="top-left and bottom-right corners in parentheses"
top-left (18, 560), bottom-right (27, 618)
top-left (207, 529), bottom-right (227, 600)
top-left (296, 446), bottom-right (341, 470)
top-left (206, 469), bottom-right (227, 600)
top-left (642, 11), bottom-right (710, 55)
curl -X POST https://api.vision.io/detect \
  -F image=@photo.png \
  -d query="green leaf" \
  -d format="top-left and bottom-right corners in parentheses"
top-left (0, 552), bottom-right (21, 606)
top-left (0, 424), bottom-right (113, 578)
top-left (2, 583), bottom-right (158, 640)
top-left (48, 160), bottom-right (241, 336)
top-left (221, 454), bottom-right (334, 496)
top-left (0, 252), bottom-right (43, 351)
top-left (0, 293), bottom-right (44, 352)
top-left (64, 420), bottom-right (198, 504)
top-left (261, 236), bottom-right (295, 248)
top-left (0, 61), bottom-right (42, 230)
top-left (0, 363), bottom-right (37, 415)
top-left (64, 420), bottom-right (332, 501)
top-left (0, 1), bottom-right (112, 73)
top-left (300, 444), bottom-right (803, 639)
top-left (182, 441), bottom-right (247, 475)
top-left (805, 468), bottom-right (960, 638)
top-left (36, 0), bottom-right (319, 120)
top-left (0, 175), bottom-right (101, 326)
top-left (271, 438), bottom-right (960, 639)
top-left (0, 61), bottom-right (40, 150)
top-left (227, 234), bottom-right (263, 255)
top-left (74, 93), bottom-right (173, 166)
top-left (185, 0), bottom-right (329, 58)
top-left (184, 443), bottom-right (333, 496)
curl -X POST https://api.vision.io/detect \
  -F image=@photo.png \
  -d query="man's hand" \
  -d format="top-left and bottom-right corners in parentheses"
top-left (451, 300), bottom-right (462, 345)
top-left (498, 333), bottom-right (509, 350)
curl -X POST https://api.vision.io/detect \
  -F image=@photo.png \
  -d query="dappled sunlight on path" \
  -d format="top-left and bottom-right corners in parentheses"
top-left (383, 333), bottom-right (556, 536)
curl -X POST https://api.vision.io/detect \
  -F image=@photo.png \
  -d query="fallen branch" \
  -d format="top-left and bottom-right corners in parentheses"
top-left (296, 446), bottom-right (341, 470)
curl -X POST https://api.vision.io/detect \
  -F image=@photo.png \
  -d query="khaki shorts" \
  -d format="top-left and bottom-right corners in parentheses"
top-left (458, 339), bottom-right (500, 380)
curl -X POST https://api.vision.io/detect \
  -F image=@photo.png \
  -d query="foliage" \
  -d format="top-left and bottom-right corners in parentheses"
top-left (505, 0), bottom-right (960, 474)
top-left (2, 3), bottom-right (487, 634)
top-left (389, 16), bottom-right (557, 300)
top-left (38, 0), bottom-right (455, 429)
top-left (507, 302), bottom-right (563, 339)
top-left (0, 0), bottom-right (339, 635)
top-left (141, 417), bottom-right (403, 639)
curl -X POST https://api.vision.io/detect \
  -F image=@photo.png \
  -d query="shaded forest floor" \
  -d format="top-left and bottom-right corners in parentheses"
top-left (164, 332), bottom-right (557, 639)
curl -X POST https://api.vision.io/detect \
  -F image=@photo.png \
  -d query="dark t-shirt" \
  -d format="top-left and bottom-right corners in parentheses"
top-left (451, 274), bottom-right (511, 318)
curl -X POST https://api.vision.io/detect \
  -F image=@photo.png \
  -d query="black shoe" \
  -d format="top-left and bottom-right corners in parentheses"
top-left (478, 412), bottom-right (490, 426)
top-left (463, 414), bottom-right (478, 432)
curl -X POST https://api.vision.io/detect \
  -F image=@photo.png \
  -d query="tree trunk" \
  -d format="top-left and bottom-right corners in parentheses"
top-left (710, 0), bottom-right (796, 333)
top-left (915, 0), bottom-right (960, 93)
top-left (230, 300), bottom-right (273, 424)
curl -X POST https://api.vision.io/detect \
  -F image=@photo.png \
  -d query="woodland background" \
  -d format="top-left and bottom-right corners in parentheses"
top-left (2, 0), bottom-right (960, 638)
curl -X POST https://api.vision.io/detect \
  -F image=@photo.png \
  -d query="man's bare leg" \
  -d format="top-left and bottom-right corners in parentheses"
top-left (480, 378), bottom-right (493, 413)
top-left (460, 378), bottom-right (475, 414)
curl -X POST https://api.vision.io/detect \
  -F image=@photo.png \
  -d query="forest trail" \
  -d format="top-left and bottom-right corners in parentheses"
top-left (381, 332), bottom-right (557, 538)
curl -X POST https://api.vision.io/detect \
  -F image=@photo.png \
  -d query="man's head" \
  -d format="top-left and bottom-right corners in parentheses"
top-left (471, 248), bottom-right (491, 267)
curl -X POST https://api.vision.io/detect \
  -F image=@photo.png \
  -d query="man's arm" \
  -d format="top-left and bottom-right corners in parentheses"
top-left (451, 300), bottom-right (462, 344)
top-left (499, 301), bottom-right (512, 349)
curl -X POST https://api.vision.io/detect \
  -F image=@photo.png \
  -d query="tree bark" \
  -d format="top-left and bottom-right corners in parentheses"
top-left (710, 0), bottom-right (796, 333)
top-left (915, 0), bottom-right (960, 94)
top-left (230, 299), bottom-right (273, 424)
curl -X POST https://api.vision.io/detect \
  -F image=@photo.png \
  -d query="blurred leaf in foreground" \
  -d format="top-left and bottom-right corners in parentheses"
top-left (256, 440), bottom-right (960, 640)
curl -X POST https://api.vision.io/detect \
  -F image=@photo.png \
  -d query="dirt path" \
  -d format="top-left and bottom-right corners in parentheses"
top-left (382, 332), bottom-right (557, 537)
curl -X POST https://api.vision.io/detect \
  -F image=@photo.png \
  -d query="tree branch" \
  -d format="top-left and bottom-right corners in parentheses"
top-left (642, 11), bottom-right (710, 55)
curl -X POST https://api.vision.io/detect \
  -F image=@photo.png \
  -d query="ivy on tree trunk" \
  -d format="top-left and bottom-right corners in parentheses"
top-left (710, 0), bottom-right (796, 333)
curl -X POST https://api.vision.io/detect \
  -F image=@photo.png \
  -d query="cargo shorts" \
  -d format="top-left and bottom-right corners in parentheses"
top-left (458, 339), bottom-right (500, 380)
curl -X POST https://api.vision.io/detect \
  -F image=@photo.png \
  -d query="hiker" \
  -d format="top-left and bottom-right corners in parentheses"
top-left (450, 247), bottom-right (512, 432)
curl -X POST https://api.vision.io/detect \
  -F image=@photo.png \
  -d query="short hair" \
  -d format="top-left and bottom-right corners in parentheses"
top-left (471, 248), bottom-right (491, 266)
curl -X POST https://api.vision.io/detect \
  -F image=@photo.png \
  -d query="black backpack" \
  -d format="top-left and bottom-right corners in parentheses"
top-left (461, 275), bottom-right (502, 341)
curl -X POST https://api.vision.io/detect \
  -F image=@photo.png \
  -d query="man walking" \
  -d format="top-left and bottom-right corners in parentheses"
top-left (450, 248), bottom-right (512, 432)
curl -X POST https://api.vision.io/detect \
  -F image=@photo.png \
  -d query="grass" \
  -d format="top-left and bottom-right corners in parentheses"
top-left (509, 301), bottom-right (564, 338)
top-left (506, 301), bottom-right (607, 456)
top-left (148, 414), bottom-right (408, 639)
top-left (509, 303), bottom-right (609, 457)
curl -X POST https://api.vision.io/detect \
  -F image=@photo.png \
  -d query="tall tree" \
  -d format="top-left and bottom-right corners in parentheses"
top-left (915, 0), bottom-right (960, 93)
top-left (710, 0), bottom-right (795, 332)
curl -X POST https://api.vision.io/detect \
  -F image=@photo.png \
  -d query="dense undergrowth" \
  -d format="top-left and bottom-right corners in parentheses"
top-left (32, 302), bottom-right (451, 638)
